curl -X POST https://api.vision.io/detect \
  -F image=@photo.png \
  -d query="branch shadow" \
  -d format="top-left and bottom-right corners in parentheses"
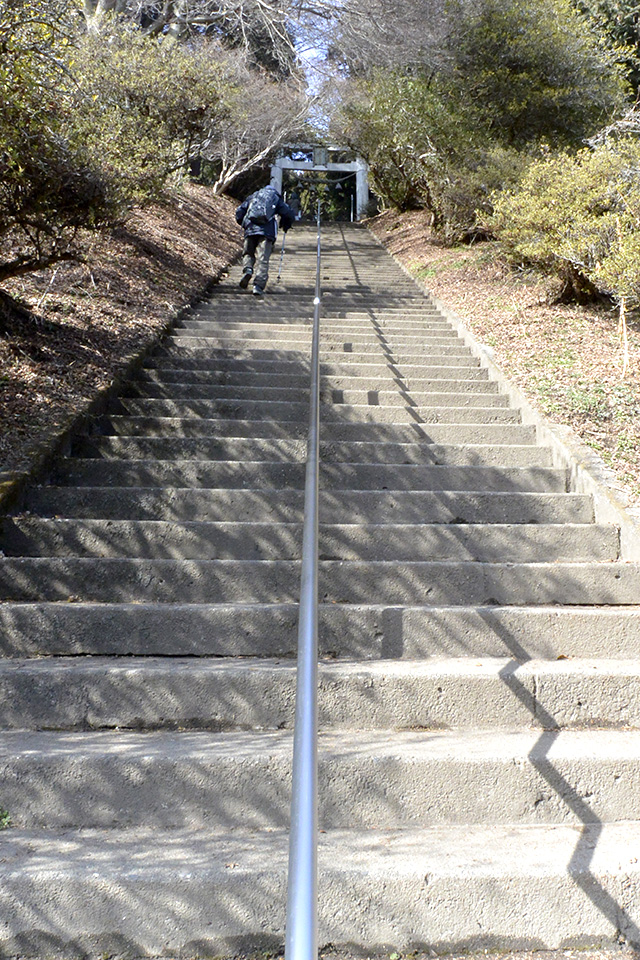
top-left (0, 223), bottom-right (638, 952)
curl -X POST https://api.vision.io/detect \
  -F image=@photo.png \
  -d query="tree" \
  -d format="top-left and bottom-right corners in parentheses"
top-left (491, 140), bottom-right (640, 305)
top-left (69, 30), bottom-right (234, 198)
top-left (0, 0), bottom-right (116, 282)
top-left (325, 0), bottom-right (450, 75)
top-left (0, 0), bottom-right (308, 287)
top-left (336, 69), bottom-right (529, 237)
top-left (574, 0), bottom-right (640, 91)
top-left (446, 0), bottom-right (628, 147)
top-left (201, 55), bottom-right (311, 192)
top-left (332, 0), bottom-right (627, 237)
top-left (82, 0), bottom-right (298, 76)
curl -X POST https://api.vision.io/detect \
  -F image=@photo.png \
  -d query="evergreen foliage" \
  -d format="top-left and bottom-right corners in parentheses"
top-left (339, 70), bottom-right (530, 238)
top-left (0, 0), bottom-right (307, 286)
top-left (69, 31), bottom-right (232, 201)
top-left (335, 0), bottom-right (627, 240)
top-left (491, 141), bottom-right (640, 306)
top-left (447, 0), bottom-right (626, 146)
top-left (0, 0), bottom-right (117, 280)
top-left (574, 0), bottom-right (640, 91)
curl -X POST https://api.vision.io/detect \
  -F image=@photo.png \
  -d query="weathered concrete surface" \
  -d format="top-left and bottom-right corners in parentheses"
top-left (96, 413), bottom-right (537, 445)
top-left (130, 384), bottom-right (508, 408)
top-left (162, 338), bottom-right (472, 358)
top-left (1, 656), bottom-right (640, 731)
top-left (74, 435), bottom-right (552, 467)
top-left (1, 602), bottom-right (640, 660)
top-left (142, 358), bottom-right (491, 381)
top-left (115, 397), bottom-right (520, 426)
top-left (1, 557), bottom-right (638, 604)
top-left (2, 223), bottom-right (640, 957)
top-left (1, 519), bottom-right (618, 561)
top-left (22, 488), bottom-right (593, 523)
top-left (3, 727), bottom-right (640, 828)
top-left (2, 824), bottom-right (640, 956)
top-left (48, 460), bottom-right (565, 493)
top-left (139, 369), bottom-right (493, 389)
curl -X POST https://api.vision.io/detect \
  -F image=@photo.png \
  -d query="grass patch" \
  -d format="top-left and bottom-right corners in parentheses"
top-left (565, 383), bottom-right (609, 418)
top-left (409, 255), bottom-right (471, 281)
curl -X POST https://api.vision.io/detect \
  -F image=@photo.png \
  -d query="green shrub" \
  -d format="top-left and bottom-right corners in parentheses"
top-left (339, 71), bottom-right (530, 239)
top-left (446, 0), bottom-right (628, 146)
top-left (491, 140), bottom-right (640, 304)
top-left (430, 144), bottom-right (532, 242)
top-left (69, 31), bottom-right (233, 204)
top-left (0, 1), bottom-right (118, 281)
top-left (335, 0), bottom-right (627, 240)
top-left (0, 8), bottom-right (236, 284)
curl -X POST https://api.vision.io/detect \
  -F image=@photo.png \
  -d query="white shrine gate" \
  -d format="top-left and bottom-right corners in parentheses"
top-left (270, 145), bottom-right (370, 220)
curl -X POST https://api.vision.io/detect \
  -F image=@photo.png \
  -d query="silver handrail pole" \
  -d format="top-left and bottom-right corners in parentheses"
top-left (285, 201), bottom-right (322, 960)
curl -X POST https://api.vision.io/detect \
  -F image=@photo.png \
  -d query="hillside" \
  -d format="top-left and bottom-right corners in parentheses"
top-left (2, 199), bottom-right (640, 519)
top-left (370, 209), bottom-right (640, 512)
top-left (0, 184), bottom-right (242, 485)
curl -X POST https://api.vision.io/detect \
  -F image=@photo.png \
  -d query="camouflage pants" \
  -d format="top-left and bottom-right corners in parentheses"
top-left (242, 235), bottom-right (274, 291)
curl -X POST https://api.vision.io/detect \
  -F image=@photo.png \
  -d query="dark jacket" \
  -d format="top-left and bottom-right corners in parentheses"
top-left (235, 186), bottom-right (295, 241)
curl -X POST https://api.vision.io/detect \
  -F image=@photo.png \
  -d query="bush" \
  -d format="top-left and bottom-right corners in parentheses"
top-left (446, 0), bottom-right (628, 147)
top-left (491, 140), bottom-right (640, 305)
top-left (429, 144), bottom-right (532, 242)
top-left (69, 31), bottom-right (233, 204)
top-left (0, 8), bottom-right (238, 284)
top-left (334, 0), bottom-right (627, 240)
top-left (0, 0), bottom-right (118, 281)
top-left (338, 71), bottom-right (529, 239)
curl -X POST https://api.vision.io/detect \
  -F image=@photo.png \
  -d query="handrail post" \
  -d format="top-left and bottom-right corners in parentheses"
top-left (285, 201), bottom-right (322, 960)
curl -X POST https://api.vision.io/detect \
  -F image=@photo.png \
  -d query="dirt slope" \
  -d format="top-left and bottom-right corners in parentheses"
top-left (3, 201), bottom-right (639, 515)
top-left (369, 209), bottom-right (640, 512)
top-left (0, 183), bottom-right (242, 480)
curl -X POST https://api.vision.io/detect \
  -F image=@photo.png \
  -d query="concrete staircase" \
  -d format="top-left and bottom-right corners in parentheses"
top-left (1, 222), bottom-right (640, 956)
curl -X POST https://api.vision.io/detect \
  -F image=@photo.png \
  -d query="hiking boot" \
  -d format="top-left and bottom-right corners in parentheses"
top-left (252, 286), bottom-right (264, 297)
top-left (239, 271), bottom-right (252, 289)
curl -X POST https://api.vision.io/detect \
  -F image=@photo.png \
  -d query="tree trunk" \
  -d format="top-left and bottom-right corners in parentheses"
top-left (84, 0), bottom-right (122, 31)
top-left (163, 0), bottom-right (188, 44)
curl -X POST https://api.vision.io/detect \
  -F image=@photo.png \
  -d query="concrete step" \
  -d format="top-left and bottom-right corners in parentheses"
top-left (159, 345), bottom-right (480, 366)
top-left (193, 301), bottom-right (439, 313)
top-left (72, 436), bottom-right (552, 468)
top-left (143, 357), bottom-right (491, 380)
top-left (1, 822), bottom-right (636, 955)
top-left (1, 603), bottom-right (639, 659)
top-left (127, 383), bottom-right (510, 409)
top-left (2, 728), bottom-right (640, 829)
top-left (190, 310), bottom-right (445, 325)
top-left (96, 415), bottom-right (538, 446)
top-left (24, 488), bottom-right (590, 523)
top-left (138, 369), bottom-right (500, 393)
top-left (168, 335), bottom-right (468, 356)
top-left (49, 461), bottom-right (566, 493)
top-left (74, 435), bottom-right (310, 462)
top-left (174, 325), bottom-right (460, 343)
top-left (179, 319), bottom-right (457, 335)
top-left (187, 297), bottom-right (440, 307)
top-left (199, 301), bottom-right (440, 313)
top-left (1, 520), bottom-right (616, 562)
top-left (322, 389), bottom-right (508, 408)
top-left (0, 558), bottom-right (636, 604)
top-left (1, 655), bottom-right (638, 732)
top-left (198, 282), bottom-right (430, 293)
top-left (115, 398), bottom-right (522, 426)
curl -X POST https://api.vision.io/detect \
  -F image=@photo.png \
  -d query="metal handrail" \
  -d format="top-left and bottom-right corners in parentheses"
top-left (285, 201), bottom-right (322, 960)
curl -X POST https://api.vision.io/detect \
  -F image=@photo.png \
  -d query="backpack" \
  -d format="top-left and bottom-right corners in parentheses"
top-left (245, 186), bottom-right (279, 225)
